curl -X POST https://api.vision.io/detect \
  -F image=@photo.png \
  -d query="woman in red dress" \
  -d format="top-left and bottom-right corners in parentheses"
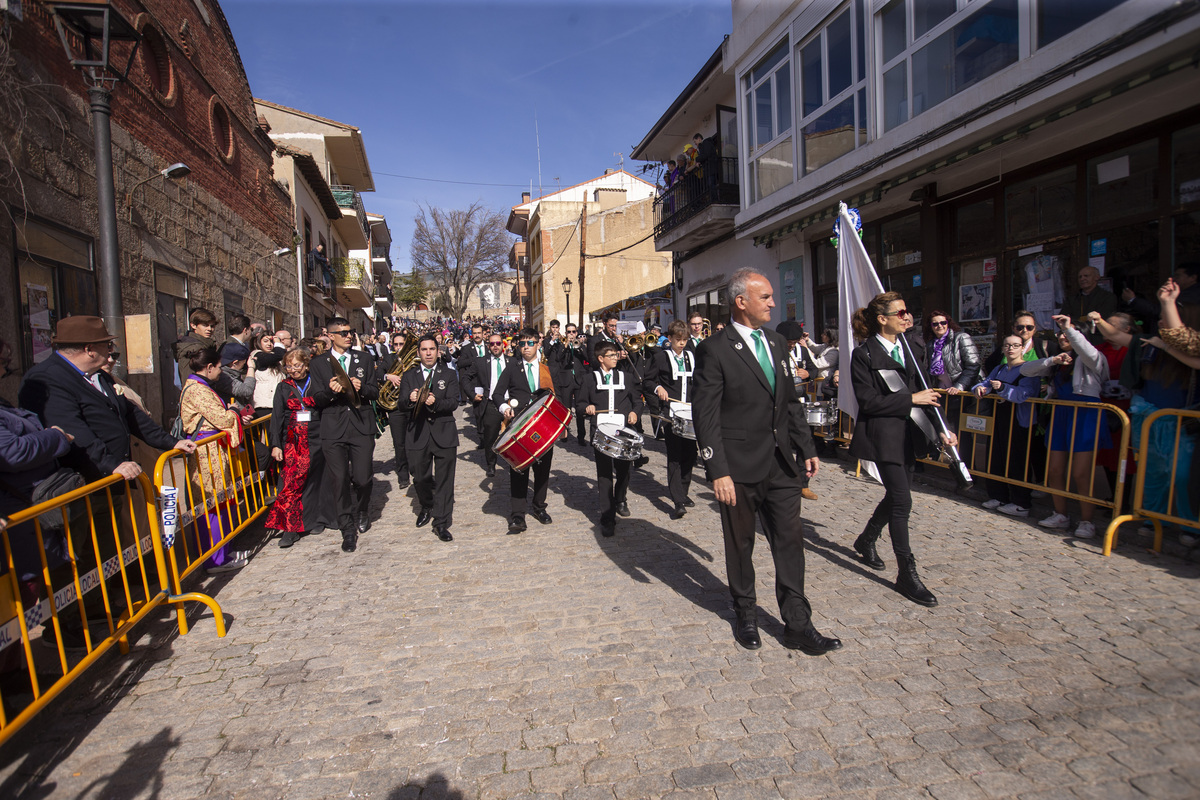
top-left (266, 350), bottom-right (328, 547)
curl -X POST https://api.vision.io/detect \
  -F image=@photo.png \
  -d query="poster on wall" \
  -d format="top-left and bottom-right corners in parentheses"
top-left (477, 282), bottom-right (503, 309)
top-left (26, 283), bottom-right (52, 363)
top-left (959, 283), bottom-right (993, 322)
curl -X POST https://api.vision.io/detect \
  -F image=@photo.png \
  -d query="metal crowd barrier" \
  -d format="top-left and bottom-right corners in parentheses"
top-left (0, 472), bottom-right (223, 748)
top-left (1104, 408), bottom-right (1200, 557)
top-left (152, 415), bottom-right (275, 635)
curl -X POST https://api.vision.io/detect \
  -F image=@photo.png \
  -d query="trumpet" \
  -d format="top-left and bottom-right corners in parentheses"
top-left (623, 333), bottom-right (649, 353)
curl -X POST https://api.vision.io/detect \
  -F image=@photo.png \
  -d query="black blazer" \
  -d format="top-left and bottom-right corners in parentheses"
top-left (692, 325), bottom-right (816, 484)
top-left (18, 353), bottom-right (178, 482)
top-left (310, 349), bottom-right (379, 439)
top-left (398, 362), bottom-right (459, 450)
top-left (491, 357), bottom-right (552, 416)
top-left (456, 341), bottom-right (488, 391)
top-left (475, 354), bottom-right (510, 402)
top-left (644, 348), bottom-right (696, 403)
top-left (577, 369), bottom-right (644, 420)
top-left (846, 337), bottom-right (939, 464)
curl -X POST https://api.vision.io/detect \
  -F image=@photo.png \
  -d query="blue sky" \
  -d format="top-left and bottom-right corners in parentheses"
top-left (223, 0), bottom-right (731, 275)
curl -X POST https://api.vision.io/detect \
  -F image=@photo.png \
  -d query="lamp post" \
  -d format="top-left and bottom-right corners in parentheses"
top-left (49, 2), bottom-right (141, 378)
top-left (125, 162), bottom-right (190, 221)
top-left (561, 277), bottom-right (572, 328)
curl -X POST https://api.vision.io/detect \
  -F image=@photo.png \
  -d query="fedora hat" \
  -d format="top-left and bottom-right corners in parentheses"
top-left (54, 316), bottom-right (117, 345)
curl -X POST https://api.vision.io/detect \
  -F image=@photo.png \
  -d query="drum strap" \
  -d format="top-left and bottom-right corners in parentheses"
top-left (593, 369), bottom-right (624, 412)
top-left (669, 352), bottom-right (693, 404)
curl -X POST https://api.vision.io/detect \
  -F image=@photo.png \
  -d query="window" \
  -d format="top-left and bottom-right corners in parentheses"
top-left (744, 38), bottom-right (793, 203)
top-left (879, 0), bottom-right (1020, 133)
top-left (1038, 0), bottom-right (1126, 48)
top-left (954, 198), bottom-right (996, 253)
top-left (798, 5), bottom-right (869, 175)
top-left (209, 97), bottom-right (235, 163)
top-left (14, 217), bottom-right (97, 367)
top-left (1006, 166), bottom-right (1076, 241)
top-left (1173, 123), bottom-right (1200, 206)
top-left (881, 212), bottom-right (922, 270)
top-left (138, 21), bottom-right (175, 106)
top-left (1088, 140), bottom-right (1158, 225)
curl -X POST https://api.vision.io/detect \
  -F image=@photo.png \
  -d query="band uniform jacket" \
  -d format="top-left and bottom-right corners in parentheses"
top-left (456, 341), bottom-right (488, 393)
top-left (692, 325), bottom-right (816, 485)
top-left (398, 362), bottom-right (460, 450)
top-left (19, 354), bottom-right (179, 482)
top-left (310, 349), bottom-right (379, 439)
top-left (476, 354), bottom-right (510, 404)
top-left (542, 337), bottom-right (577, 393)
top-left (644, 348), bottom-right (696, 404)
top-left (847, 337), bottom-right (940, 465)
top-left (577, 370), bottom-right (644, 421)
top-left (491, 358), bottom-right (556, 416)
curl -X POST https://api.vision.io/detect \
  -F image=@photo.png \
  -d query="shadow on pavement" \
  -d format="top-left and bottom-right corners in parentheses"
top-left (388, 772), bottom-right (466, 799)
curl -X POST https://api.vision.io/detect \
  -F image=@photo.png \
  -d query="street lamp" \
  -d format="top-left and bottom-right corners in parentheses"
top-left (125, 162), bottom-right (190, 220)
top-left (561, 277), bottom-right (572, 328)
top-left (49, 1), bottom-right (142, 378)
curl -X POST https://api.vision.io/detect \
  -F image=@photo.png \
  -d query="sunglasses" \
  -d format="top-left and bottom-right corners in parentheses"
top-left (328, 329), bottom-right (351, 336)
top-left (881, 308), bottom-right (909, 317)
top-left (107, 351), bottom-right (121, 361)
top-left (1014, 325), bottom-right (1036, 332)
top-left (488, 341), bottom-right (504, 346)
top-left (930, 320), bottom-right (948, 327)
top-left (518, 339), bottom-right (538, 347)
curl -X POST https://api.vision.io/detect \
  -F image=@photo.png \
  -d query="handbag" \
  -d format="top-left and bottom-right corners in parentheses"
top-left (171, 383), bottom-right (211, 440)
top-left (26, 467), bottom-right (86, 531)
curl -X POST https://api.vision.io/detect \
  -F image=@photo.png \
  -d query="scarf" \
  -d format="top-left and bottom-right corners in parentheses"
top-left (929, 332), bottom-right (950, 376)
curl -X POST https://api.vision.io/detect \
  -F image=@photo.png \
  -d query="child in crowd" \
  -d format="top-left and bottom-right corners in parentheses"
top-left (578, 341), bottom-right (643, 537)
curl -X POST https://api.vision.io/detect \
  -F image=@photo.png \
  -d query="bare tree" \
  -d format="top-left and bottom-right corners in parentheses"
top-left (410, 201), bottom-right (509, 319)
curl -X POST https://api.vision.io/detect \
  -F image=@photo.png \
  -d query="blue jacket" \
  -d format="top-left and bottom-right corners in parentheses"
top-left (0, 400), bottom-right (71, 516)
top-left (973, 362), bottom-right (1040, 428)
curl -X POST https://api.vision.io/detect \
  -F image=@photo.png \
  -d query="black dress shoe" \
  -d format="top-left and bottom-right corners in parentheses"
top-left (780, 625), bottom-right (843, 655)
top-left (416, 508), bottom-right (433, 528)
top-left (682, 498), bottom-right (695, 508)
top-left (577, 437), bottom-right (587, 447)
top-left (485, 466), bottom-right (496, 477)
top-left (434, 526), bottom-right (453, 542)
top-left (634, 456), bottom-right (649, 468)
top-left (670, 505), bottom-right (686, 520)
top-left (616, 502), bottom-right (631, 517)
top-left (531, 509), bottom-right (553, 525)
top-left (600, 519), bottom-right (615, 537)
top-left (507, 516), bottom-right (527, 534)
top-left (340, 531), bottom-right (357, 553)
top-left (733, 615), bottom-right (761, 650)
top-left (357, 513), bottom-right (371, 534)
top-left (397, 479), bottom-right (410, 490)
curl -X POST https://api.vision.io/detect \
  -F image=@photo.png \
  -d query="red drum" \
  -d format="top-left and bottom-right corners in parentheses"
top-left (494, 393), bottom-right (573, 471)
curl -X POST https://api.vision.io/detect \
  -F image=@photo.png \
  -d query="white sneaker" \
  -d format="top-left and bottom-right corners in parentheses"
top-left (206, 558), bottom-right (247, 575)
top-left (1038, 512), bottom-right (1071, 530)
top-left (982, 499), bottom-right (1002, 510)
top-left (1180, 533), bottom-right (1198, 547)
top-left (998, 503), bottom-right (1030, 517)
top-left (1073, 521), bottom-right (1096, 539)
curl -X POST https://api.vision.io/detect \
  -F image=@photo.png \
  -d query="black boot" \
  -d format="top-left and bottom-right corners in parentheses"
top-left (853, 525), bottom-right (885, 570)
top-left (895, 553), bottom-right (937, 607)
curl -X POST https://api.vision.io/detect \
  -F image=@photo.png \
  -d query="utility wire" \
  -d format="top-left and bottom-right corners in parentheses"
top-left (372, 170), bottom-right (530, 188)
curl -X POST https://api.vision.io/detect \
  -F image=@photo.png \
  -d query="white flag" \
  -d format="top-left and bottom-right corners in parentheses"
top-left (835, 202), bottom-right (885, 483)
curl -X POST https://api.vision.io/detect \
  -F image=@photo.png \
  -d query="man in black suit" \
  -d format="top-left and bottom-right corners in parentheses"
top-left (561, 323), bottom-right (589, 445)
top-left (476, 333), bottom-right (510, 477)
top-left (398, 335), bottom-right (459, 542)
top-left (19, 316), bottom-right (197, 483)
top-left (587, 313), bottom-right (622, 372)
top-left (377, 330), bottom-right (413, 489)
top-left (310, 317), bottom-right (378, 553)
top-left (492, 327), bottom-right (556, 534)
top-left (456, 323), bottom-right (489, 434)
top-left (692, 270), bottom-right (841, 656)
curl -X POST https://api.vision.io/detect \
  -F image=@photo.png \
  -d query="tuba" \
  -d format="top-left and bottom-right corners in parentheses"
top-left (376, 336), bottom-right (420, 411)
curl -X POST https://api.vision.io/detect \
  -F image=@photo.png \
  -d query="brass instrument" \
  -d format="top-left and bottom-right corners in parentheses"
top-left (701, 318), bottom-right (712, 337)
top-left (330, 351), bottom-right (360, 408)
top-left (623, 333), bottom-right (648, 353)
top-left (376, 337), bottom-right (420, 411)
top-left (411, 364), bottom-right (437, 420)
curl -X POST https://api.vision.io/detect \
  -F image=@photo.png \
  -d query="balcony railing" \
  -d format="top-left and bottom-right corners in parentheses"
top-left (331, 185), bottom-right (370, 241)
top-left (654, 157), bottom-right (739, 238)
top-left (331, 256), bottom-right (373, 308)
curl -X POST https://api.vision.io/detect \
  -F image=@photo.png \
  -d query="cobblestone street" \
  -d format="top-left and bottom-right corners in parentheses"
top-left (2, 416), bottom-right (1198, 800)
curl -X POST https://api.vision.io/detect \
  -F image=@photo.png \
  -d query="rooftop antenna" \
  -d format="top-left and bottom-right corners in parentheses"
top-left (613, 152), bottom-right (624, 170)
top-left (535, 114), bottom-right (543, 199)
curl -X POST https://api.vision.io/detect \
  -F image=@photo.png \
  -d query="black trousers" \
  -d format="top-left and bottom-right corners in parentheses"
top-left (986, 403), bottom-right (1032, 508)
top-left (595, 451), bottom-right (631, 524)
top-left (510, 446), bottom-right (553, 517)
top-left (719, 450), bottom-right (812, 630)
top-left (323, 434), bottom-right (374, 532)
top-left (479, 405), bottom-right (503, 471)
top-left (664, 428), bottom-right (697, 506)
top-left (412, 442), bottom-right (456, 527)
top-left (866, 461), bottom-right (915, 559)
top-left (387, 411), bottom-right (410, 483)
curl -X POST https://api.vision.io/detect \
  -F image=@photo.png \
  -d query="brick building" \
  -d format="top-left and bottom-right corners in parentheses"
top-left (0, 0), bottom-right (294, 424)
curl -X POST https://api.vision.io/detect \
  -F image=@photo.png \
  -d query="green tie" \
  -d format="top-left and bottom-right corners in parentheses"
top-left (478, 344), bottom-right (484, 357)
top-left (674, 355), bottom-right (685, 371)
top-left (891, 344), bottom-right (903, 365)
top-left (339, 354), bottom-right (349, 372)
top-left (603, 372), bottom-right (611, 385)
top-left (494, 359), bottom-right (501, 382)
top-left (423, 367), bottom-right (432, 382)
top-left (751, 330), bottom-right (775, 392)
top-left (525, 362), bottom-right (535, 391)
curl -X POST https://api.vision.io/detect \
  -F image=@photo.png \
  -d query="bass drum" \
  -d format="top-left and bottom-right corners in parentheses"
top-left (494, 392), bottom-right (573, 471)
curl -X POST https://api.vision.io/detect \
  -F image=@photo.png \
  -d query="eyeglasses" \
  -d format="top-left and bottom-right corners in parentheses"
top-left (930, 320), bottom-right (948, 328)
top-left (488, 341), bottom-right (504, 346)
top-left (600, 352), bottom-right (619, 359)
top-left (1002, 343), bottom-right (1024, 349)
top-left (881, 308), bottom-right (909, 317)
top-left (107, 351), bottom-right (121, 361)
top-left (328, 329), bottom-right (351, 336)
top-left (285, 363), bottom-right (307, 371)
top-left (518, 339), bottom-right (538, 347)
top-left (1014, 325), bottom-right (1036, 332)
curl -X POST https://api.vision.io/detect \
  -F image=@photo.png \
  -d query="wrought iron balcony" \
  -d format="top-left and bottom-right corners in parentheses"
top-left (654, 157), bottom-right (740, 249)
top-left (331, 256), bottom-right (373, 308)
top-left (331, 185), bottom-right (370, 243)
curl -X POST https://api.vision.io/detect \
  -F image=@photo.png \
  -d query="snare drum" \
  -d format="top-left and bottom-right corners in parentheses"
top-left (593, 424), bottom-right (644, 461)
top-left (669, 404), bottom-right (696, 440)
top-left (805, 401), bottom-right (837, 428)
top-left (494, 393), bottom-right (573, 471)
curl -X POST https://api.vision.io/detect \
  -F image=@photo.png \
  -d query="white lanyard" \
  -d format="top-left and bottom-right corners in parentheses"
top-left (594, 369), bottom-right (624, 412)
top-left (668, 351), bottom-right (692, 404)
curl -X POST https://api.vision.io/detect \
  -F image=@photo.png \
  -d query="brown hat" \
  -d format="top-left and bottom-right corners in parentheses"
top-left (54, 316), bottom-right (117, 345)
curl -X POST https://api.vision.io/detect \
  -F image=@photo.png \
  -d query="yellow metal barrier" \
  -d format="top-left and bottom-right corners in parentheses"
top-left (1104, 408), bottom-right (1199, 557)
top-left (0, 471), bottom-right (224, 748)
top-left (152, 415), bottom-right (276, 635)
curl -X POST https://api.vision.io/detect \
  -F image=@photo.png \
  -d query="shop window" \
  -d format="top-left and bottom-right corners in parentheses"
top-left (1088, 140), bottom-right (1157, 225)
top-left (798, 5), bottom-right (869, 175)
top-left (744, 38), bottom-right (793, 203)
top-left (1174, 212), bottom-right (1200, 266)
top-left (1173, 123), bottom-right (1200, 206)
top-left (880, 0), bottom-right (1020, 133)
top-left (1038, 0), bottom-right (1127, 49)
top-left (1094, 221), bottom-right (1158, 302)
top-left (1006, 166), bottom-right (1076, 242)
top-left (881, 213), bottom-right (921, 270)
top-left (14, 218), bottom-right (97, 367)
top-left (954, 198), bottom-right (996, 253)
